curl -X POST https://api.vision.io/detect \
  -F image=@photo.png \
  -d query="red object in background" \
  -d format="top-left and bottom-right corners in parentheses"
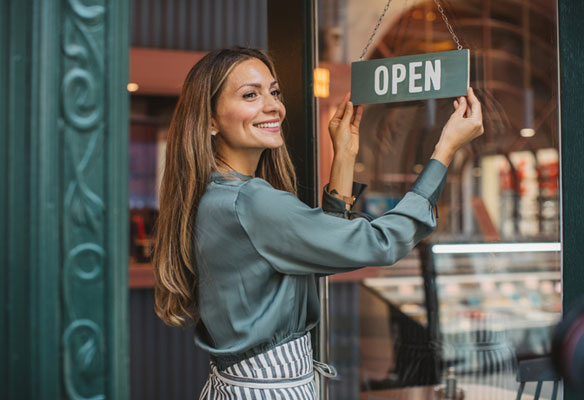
top-left (515, 159), bottom-right (528, 197)
top-left (465, 308), bottom-right (487, 321)
top-left (471, 197), bottom-right (501, 242)
top-left (499, 167), bottom-right (514, 192)
top-left (537, 161), bottom-right (559, 197)
top-left (132, 215), bottom-right (147, 240)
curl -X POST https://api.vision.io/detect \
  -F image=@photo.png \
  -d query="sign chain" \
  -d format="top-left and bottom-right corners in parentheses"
top-left (359, 0), bottom-right (464, 61)
top-left (359, 0), bottom-right (394, 60)
top-left (433, 0), bottom-right (463, 50)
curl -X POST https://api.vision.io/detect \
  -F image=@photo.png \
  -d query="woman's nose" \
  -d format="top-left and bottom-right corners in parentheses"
top-left (263, 93), bottom-right (282, 113)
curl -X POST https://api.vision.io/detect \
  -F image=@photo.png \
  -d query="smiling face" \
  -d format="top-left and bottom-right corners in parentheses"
top-left (211, 58), bottom-right (286, 170)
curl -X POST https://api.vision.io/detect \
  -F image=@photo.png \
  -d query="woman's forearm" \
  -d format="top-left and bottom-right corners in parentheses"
top-left (328, 154), bottom-right (356, 200)
top-left (430, 140), bottom-right (456, 167)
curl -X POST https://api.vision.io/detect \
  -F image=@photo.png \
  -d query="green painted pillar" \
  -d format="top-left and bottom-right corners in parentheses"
top-left (559, 1), bottom-right (584, 399)
top-left (1, 0), bottom-right (130, 399)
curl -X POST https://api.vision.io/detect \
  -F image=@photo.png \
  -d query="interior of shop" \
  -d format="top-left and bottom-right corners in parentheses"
top-left (317, 0), bottom-right (561, 399)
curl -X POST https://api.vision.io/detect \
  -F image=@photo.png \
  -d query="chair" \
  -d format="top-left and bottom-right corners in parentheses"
top-left (515, 357), bottom-right (560, 400)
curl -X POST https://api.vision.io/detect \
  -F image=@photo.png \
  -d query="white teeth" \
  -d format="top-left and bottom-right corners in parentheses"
top-left (255, 122), bottom-right (280, 129)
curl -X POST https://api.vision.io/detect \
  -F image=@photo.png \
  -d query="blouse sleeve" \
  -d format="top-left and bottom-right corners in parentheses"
top-left (234, 159), bottom-right (447, 275)
top-left (321, 181), bottom-right (368, 219)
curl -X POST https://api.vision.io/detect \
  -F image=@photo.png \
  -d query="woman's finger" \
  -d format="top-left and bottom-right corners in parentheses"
top-left (341, 100), bottom-right (354, 124)
top-left (332, 92), bottom-right (351, 120)
top-left (467, 87), bottom-right (482, 119)
top-left (351, 105), bottom-right (363, 129)
top-left (454, 96), bottom-right (467, 117)
top-left (460, 92), bottom-right (472, 117)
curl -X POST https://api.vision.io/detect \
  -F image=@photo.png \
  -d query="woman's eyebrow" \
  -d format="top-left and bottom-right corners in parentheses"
top-left (237, 81), bottom-right (279, 90)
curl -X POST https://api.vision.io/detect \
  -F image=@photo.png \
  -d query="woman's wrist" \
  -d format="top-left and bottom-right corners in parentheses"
top-left (329, 154), bottom-right (356, 205)
top-left (332, 150), bottom-right (357, 162)
top-left (430, 140), bottom-right (456, 167)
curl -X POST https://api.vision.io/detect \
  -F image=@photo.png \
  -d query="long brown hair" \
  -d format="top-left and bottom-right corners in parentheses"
top-left (153, 48), bottom-right (297, 327)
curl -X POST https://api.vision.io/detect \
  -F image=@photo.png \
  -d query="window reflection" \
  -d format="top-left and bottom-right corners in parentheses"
top-left (318, 0), bottom-right (561, 398)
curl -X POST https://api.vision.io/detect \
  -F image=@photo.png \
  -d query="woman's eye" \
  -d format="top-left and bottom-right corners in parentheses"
top-left (271, 89), bottom-right (281, 97)
top-left (243, 92), bottom-right (257, 99)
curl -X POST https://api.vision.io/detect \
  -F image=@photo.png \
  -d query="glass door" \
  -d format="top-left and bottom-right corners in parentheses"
top-left (316, 0), bottom-right (561, 398)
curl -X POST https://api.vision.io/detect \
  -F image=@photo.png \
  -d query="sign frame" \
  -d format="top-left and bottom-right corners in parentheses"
top-left (350, 49), bottom-right (470, 105)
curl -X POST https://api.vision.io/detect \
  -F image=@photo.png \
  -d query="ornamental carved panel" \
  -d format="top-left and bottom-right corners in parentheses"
top-left (61, 1), bottom-right (107, 398)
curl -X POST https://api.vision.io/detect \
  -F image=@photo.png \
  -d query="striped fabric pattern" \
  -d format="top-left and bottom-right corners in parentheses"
top-left (200, 333), bottom-right (318, 399)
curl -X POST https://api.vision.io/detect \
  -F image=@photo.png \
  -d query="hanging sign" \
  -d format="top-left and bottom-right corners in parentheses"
top-left (350, 49), bottom-right (469, 105)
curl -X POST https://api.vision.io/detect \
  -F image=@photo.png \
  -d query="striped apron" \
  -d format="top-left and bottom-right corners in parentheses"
top-left (199, 332), bottom-right (337, 399)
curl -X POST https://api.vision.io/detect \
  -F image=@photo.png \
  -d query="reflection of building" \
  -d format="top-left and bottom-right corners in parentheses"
top-left (320, 0), bottom-right (559, 240)
top-left (2, 1), bottom-right (584, 400)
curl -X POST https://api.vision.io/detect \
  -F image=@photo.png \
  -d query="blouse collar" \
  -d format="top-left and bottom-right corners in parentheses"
top-left (209, 170), bottom-right (254, 181)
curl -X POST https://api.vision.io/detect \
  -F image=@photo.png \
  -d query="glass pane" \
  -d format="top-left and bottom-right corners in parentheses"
top-left (317, 1), bottom-right (561, 399)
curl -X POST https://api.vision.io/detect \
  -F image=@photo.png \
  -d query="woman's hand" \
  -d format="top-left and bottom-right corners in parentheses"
top-left (327, 93), bottom-right (363, 205)
top-left (328, 92), bottom-right (363, 160)
top-left (431, 87), bottom-right (484, 167)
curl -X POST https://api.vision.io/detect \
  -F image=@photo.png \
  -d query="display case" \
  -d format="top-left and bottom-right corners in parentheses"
top-left (362, 242), bottom-right (561, 385)
top-left (322, 241), bottom-right (561, 400)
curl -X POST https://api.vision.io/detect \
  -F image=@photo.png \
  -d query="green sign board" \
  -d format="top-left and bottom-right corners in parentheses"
top-left (351, 49), bottom-right (469, 104)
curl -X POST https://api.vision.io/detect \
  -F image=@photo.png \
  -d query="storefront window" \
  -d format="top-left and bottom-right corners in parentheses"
top-left (317, 0), bottom-right (561, 398)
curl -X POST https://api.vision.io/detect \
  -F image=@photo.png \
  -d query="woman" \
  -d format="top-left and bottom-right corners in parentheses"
top-left (153, 47), bottom-right (483, 399)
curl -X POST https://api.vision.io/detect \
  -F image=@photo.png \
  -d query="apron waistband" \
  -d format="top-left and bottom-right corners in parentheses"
top-left (200, 360), bottom-right (337, 399)
top-left (199, 332), bottom-right (337, 399)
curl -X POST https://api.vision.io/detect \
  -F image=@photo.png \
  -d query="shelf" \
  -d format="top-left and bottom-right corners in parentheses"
top-left (363, 271), bottom-right (561, 288)
top-left (129, 263), bottom-right (155, 289)
top-left (129, 47), bottom-right (206, 96)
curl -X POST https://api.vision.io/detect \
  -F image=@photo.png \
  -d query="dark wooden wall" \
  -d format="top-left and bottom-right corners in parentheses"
top-left (130, 289), bottom-right (209, 399)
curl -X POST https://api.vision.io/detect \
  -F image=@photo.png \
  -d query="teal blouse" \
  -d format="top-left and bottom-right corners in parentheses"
top-left (194, 159), bottom-right (448, 370)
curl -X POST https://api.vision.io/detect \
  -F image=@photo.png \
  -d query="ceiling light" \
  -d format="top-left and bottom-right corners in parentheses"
top-left (520, 128), bottom-right (535, 137)
top-left (314, 68), bottom-right (330, 98)
top-left (127, 83), bottom-right (139, 92)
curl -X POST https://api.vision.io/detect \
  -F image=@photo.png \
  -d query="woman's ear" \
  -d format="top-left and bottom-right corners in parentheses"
top-left (210, 117), bottom-right (218, 136)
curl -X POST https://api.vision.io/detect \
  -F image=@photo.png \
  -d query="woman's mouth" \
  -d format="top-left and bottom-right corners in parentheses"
top-left (254, 120), bottom-right (280, 133)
